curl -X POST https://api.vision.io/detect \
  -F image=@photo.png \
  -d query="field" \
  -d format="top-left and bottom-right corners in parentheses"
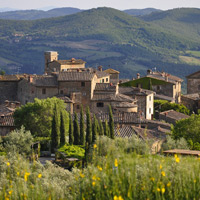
top-left (179, 56), bottom-right (200, 65)
top-left (1, 136), bottom-right (200, 200)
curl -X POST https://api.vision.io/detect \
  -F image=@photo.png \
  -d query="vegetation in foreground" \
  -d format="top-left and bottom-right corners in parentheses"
top-left (0, 135), bottom-right (200, 200)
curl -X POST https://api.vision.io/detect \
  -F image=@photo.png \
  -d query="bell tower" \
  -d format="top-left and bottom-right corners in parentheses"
top-left (44, 51), bottom-right (58, 73)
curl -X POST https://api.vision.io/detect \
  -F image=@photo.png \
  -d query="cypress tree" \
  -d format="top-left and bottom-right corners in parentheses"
top-left (60, 111), bottom-right (66, 146)
top-left (92, 115), bottom-right (98, 143)
top-left (69, 112), bottom-right (74, 145)
top-left (86, 107), bottom-right (92, 146)
top-left (73, 112), bottom-right (80, 145)
top-left (109, 105), bottom-right (115, 139)
top-left (51, 104), bottom-right (60, 152)
top-left (104, 119), bottom-right (110, 137)
top-left (99, 120), bottom-right (104, 136)
top-left (80, 106), bottom-right (85, 145)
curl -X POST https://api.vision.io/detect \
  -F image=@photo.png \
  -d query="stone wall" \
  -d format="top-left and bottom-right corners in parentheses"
top-left (187, 78), bottom-right (200, 94)
top-left (0, 81), bottom-right (18, 104)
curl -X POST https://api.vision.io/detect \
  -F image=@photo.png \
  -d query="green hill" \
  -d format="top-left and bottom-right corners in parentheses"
top-left (124, 8), bottom-right (161, 16)
top-left (0, 7), bottom-right (200, 81)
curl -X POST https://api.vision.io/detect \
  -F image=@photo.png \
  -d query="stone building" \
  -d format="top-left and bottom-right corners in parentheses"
top-left (104, 68), bottom-right (120, 84)
top-left (119, 87), bottom-right (154, 120)
top-left (186, 70), bottom-right (200, 94)
top-left (44, 51), bottom-right (86, 74)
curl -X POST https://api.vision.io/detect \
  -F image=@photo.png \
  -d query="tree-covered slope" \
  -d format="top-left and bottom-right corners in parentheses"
top-left (124, 8), bottom-right (161, 16)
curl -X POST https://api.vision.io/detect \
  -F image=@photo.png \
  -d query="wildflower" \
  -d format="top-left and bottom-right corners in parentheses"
top-left (194, 179), bottom-right (197, 183)
top-left (92, 181), bottom-right (96, 186)
top-left (161, 188), bottom-right (165, 194)
top-left (38, 174), bottom-right (42, 178)
top-left (80, 172), bottom-right (85, 178)
top-left (97, 177), bottom-right (101, 181)
top-left (104, 185), bottom-right (107, 189)
top-left (150, 177), bottom-right (155, 182)
top-left (114, 159), bottom-right (118, 167)
top-left (24, 172), bottom-right (30, 182)
top-left (157, 188), bottom-right (161, 192)
top-left (114, 196), bottom-right (118, 200)
top-left (118, 196), bottom-right (124, 200)
top-left (97, 166), bottom-right (102, 171)
top-left (93, 144), bottom-right (97, 149)
top-left (92, 175), bottom-right (96, 180)
top-left (159, 164), bottom-right (162, 169)
top-left (17, 172), bottom-right (20, 176)
top-left (167, 182), bottom-right (171, 187)
top-left (141, 186), bottom-right (145, 191)
top-left (161, 171), bottom-right (165, 177)
top-left (174, 154), bottom-right (177, 158)
top-left (175, 157), bottom-right (180, 163)
top-left (7, 162), bottom-right (10, 166)
top-left (82, 198), bottom-right (85, 200)
top-left (8, 190), bottom-right (13, 195)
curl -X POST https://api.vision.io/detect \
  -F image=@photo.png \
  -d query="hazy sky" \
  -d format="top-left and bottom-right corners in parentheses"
top-left (1, 0), bottom-right (200, 10)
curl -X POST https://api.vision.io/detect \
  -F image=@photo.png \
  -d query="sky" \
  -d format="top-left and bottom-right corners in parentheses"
top-left (0, 0), bottom-right (200, 11)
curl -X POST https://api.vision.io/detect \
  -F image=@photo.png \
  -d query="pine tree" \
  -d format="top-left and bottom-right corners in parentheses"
top-left (104, 119), bottom-right (110, 137)
top-left (73, 112), bottom-right (80, 145)
top-left (51, 104), bottom-right (60, 152)
top-left (69, 112), bottom-right (74, 145)
top-left (80, 105), bottom-right (85, 146)
top-left (109, 105), bottom-right (115, 139)
top-left (92, 115), bottom-right (98, 143)
top-left (99, 120), bottom-right (104, 136)
top-left (86, 107), bottom-right (92, 146)
top-left (60, 111), bottom-right (66, 146)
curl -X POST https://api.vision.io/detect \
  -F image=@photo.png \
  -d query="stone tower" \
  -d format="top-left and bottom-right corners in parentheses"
top-left (44, 51), bottom-right (58, 73)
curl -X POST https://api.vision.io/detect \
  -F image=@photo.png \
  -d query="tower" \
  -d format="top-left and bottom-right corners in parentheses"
top-left (44, 51), bottom-right (58, 73)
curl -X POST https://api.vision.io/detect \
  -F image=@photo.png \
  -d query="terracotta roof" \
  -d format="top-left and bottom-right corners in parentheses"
top-left (104, 68), bottom-right (120, 74)
top-left (119, 87), bottom-right (154, 96)
top-left (182, 93), bottom-right (200, 101)
top-left (58, 72), bottom-right (95, 81)
top-left (0, 114), bottom-right (15, 126)
top-left (159, 110), bottom-right (189, 121)
top-left (55, 58), bottom-right (86, 65)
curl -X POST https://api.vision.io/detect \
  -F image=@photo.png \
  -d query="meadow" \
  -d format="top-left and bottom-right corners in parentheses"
top-left (0, 136), bottom-right (200, 200)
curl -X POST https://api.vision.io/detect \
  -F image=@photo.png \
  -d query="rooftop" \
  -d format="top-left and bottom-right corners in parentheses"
top-left (55, 58), bottom-right (86, 65)
top-left (31, 75), bottom-right (57, 87)
top-left (182, 93), bottom-right (200, 101)
top-left (58, 72), bottom-right (95, 81)
top-left (159, 110), bottom-right (190, 121)
top-left (0, 114), bottom-right (15, 127)
top-left (104, 68), bottom-right (120, 74)
top-left (119, 86), bottom-right (154, 96)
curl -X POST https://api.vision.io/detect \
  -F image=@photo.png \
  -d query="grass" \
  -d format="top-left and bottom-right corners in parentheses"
top-left (179, 56), bottom-right (200, 65)
top-left (186, 50), bottom-right (200, 58)
top-left (1, 137), bottom-right (200, 199)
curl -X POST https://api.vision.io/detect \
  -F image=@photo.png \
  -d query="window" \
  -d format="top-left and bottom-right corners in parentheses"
top-left (157, 86), bottom-right (160, 91)
top-left (81, 82), bottom-right (85, 87)
top-left (60, 90), bottom-right (63, 94)
top-left (149, 108), bottom-right (151, 114)
top-left (42, 88), bottom-right (46, 95)
top-left (198, 85), bottom-right (200, 91)
top-left (102, 79), bottom-right (104, 83)
top-left (31, 90), bottom-right (34, 94)
top-left (106, 78), bottom-right (108, 82)
top-left (76, 105), bottom-right (80, 109)
top-left (82, 92), bottom-right (86, 96)
top-left (97, 102), bottom-right (104, 107)
top-left (149, 96), bottom-right (151, 101)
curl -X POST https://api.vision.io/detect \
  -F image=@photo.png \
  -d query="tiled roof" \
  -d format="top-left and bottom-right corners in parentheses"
top-left (88, 69), bottom-right (109, 78)
top-left (155, 94), bottom-right (174, 102)
top-left (0, 114), bottom-right (15, 127)
top-left (182, 93), bottom-right (200, 101)
top-left (119, 87), bottom-right (154, 96)
top-left (115, 125), bottom-right (134, 138)
top-left (32, 75), bottom-right (57, 87)
top-left (0, 75), bottom-right (23, 81)
top-left (94, 83), bottom-right (116, 91)
top-left (104, 68), bottom-right (120, 74)
top-left (159, 110), bottom-right (189, 121)
top-left (58, 72), bottom-right (95, 81)
top-left (55, 58), bottom-right (86, 65)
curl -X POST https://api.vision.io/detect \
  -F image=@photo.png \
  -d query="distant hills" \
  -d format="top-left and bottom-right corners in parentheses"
top-left (0, 7), bottom-right (200, 85)
top-left (124, 8), bottom-right (161, 16)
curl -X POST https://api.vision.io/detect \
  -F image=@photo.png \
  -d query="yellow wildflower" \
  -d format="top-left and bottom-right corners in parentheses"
top-left (8, 190), bottom-right (13, 195)
top-left (114, 159), bottom-right (118, 167)
top-left (159, 164), bottom-right (162, 169)
top-left (118, 196), bottom-right (124, 200)
top-left (97, 166), bottom-right (102, 171)
top-left (174, 154), bottom-right (177, 158)
top-left (97, 177), bottom-right (100, 181)
top-left (161, 171), bottom-right (165, 177)
top-left (24, 172), bottom-right (30, 182)
top-left (194, 179), bottom-right (197, 183)
top-left (150, 177), bottom-right (155, 182)
top-left (92, 181), bottom-right (96, 186)
top-left (38, 174), bottom-right (42, 178)
top-left (175, 157), bottom-right (180, 163)
top-left (167, 182), bottom-right (171, 187)
top-left (114, 196), bottom-right (118, 200)
top-left (7, 162), bottom-right (10, 166)
top-left (92, 175), bottom-right (96, 180)
top-left (161, 188), bottom-right (165, 194)
top-left (82, 197), bottom-right (85, 200)
top-left (157, 188), bottom-right (161, 192)
top-left (80, 172), bottom-right (85, 178)
top-left (17, 172), bottom-right (20, 176)
top-left (93, 144), bottom-right (97, 149)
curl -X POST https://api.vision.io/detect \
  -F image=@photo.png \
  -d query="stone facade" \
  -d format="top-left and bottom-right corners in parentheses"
top-left (186, 71), bottom-right (200, 94)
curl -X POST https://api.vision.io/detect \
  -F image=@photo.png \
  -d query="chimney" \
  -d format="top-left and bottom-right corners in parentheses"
top-left (28, 75), bottom-right (33, 83)
top-left (137, 73), bottom-right (140, 79)
top-left (98, 66), bottom-right (103, 72)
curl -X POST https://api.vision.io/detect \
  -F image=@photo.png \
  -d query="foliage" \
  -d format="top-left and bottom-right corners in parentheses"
top-left (86, 107), bottom-right (92, 146)
top-left (51, 104), bottom-right (61, 152)
top-left (14, 97), bottom-right (66, 137)
top-left (172, 114), bottom-right (200, 150)
top-left (80, 106), bottom-right (85, 146)
top-left (154, 100), bottom-right (190, 115)
top-left (4, 126), bottom-right (33, 156)
top-left (99, 120), bottom-right (104, 136)
top-left (73, 112), bottom-right (80, 145)
top-left (58, 144), bottom-right (85, 159)
top-left (69, 112), bottom-right (74, 145)
top-left (109, 105), bottom-right (115, 139)
top-left (60, 110), bottom-right (68, 145)
top-left (161, 135), bottom-right (189, 151)
top-left (104, 119), bottom-right (110, 137)
top-left (92, 115), bottom-right (98, 143)
top-left (0, 70), bottom-right (5, 75)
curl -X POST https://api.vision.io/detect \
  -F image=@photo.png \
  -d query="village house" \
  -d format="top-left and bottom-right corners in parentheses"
top-left (186, 70), bottom-right (200, 94)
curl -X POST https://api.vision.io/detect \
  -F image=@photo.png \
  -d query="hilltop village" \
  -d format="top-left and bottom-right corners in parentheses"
top-left (0, 51), bottom-right (200, 151)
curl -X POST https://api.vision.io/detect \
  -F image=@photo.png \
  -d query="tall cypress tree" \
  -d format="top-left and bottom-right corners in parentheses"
top-left (73, 112), bottom-right (80, 145)
top-left (109, 105), bottom-right (115, 139)
top-left (51, 104), bottom-right (60, 152)
top-left (69, 112), bottom-right (74, 145)
top-left (60, 111), bottom-right (66, 146)
top-left (92, 115), bottom-right (98, 143)
top-left (104, 119), bottom-right (110, 137)
top-left (99, 120), bottom-right (104, 136)
top-left (86, 107), bottom-right (92, 146)
top-left (80, 106), bottom-right (85, 145)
